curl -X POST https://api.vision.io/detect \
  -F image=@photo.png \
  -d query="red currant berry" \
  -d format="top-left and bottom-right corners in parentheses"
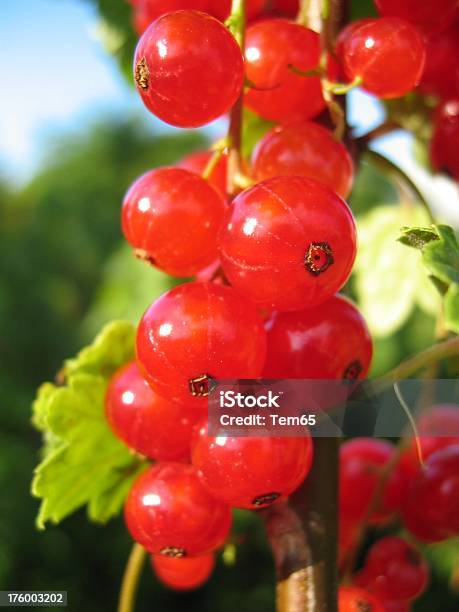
top-left (340, 438), bottom-right (408, 523)
top-left (399, 403), bottom-right (459, 478)
top-left (125, 462), bottom-right (232, 556)
top-left (339, 512), bottom-right (360, 566)
top-left (151, 552), bottom-right (215, 590)
top-left (419, 22), bottom-right (459, 99)
top-left (340, 17), bottom-right (426, 99)
top-left (402, 445), bottom-right (459, 540)
top-left (335, 19), bottom-right (375, 80)
top-left (252, 121), bottom-right (354, 198)
top-left (131, 0), bottom-right (210, 35)
top-left (218, 176), bottom-right (357, 311)
top-left (271, 0), bottom-right (298, 17)
top-left (263, 294), bottom-right (372, 380)
top-left (134, 10), bottom-right (244, 127)
top-left (121, 167), bottom-right (226, 277)
top-left (363, 536), bottom-right (429, 601)
top-left (430, 99), bottom-right (459, 180)
top-left (207, 0), bottom-right (266, 21)
top-left (244, 19), bottom-right (325, 122)
top-left (374, 0), bottom-right (458, 34)
top-left (136, 281), bottom-right (267, 405)
top-left (381, 602), bottom-right (411, 612)
top-left (191, 420), bottom-right (313, 509)
top-left (179, 150), bottom-right (228, 198)
top-left (105, 362), bottom-right (200, 461)
top-left (339, 586), bottom-right (384, 612)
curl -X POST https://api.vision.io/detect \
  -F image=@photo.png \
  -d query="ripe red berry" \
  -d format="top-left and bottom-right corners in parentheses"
top-left (430, 99), bottom-right (459, 180)
top-left (151, 552), bottom-right (215, 590)
top-left (105, 362), bottom-right (201, 461)
top-left (271, 0), bottom-right (298, 17)
top-left (218, 176), bottom-right (357, 311)
top-left (419, 22), bottom-right (459, 99)
top-left (340, 17), bottom-right (426, 99)
top-left (362, 536), bottom-right (429, 601)
top-left (340, 438), bottom-right (408, 523)
top-left (121, 167), bottom-right (226, 277)
top-left (136, 281), bottom-right (267, 406)
top-left (131, 1), bottom-right (210, 35)
top-left (252, 121), bottom-right (354, 198)
top-left (244, 19), bottom-right (325, 122)
top-left (374, 0), bottom-right (458, 34)
top-left (263, 294), bottom-right (372, 380)
top-left (191, 420), bottom-right (313, 509)
top-left (338, 586), bottom-right (384, 612)
top-left (134, 10), bottom-right (244, 127)
top-left (179, 150), bottom-right (228, 198)
top-left (402, 445), bottom-right (459, 541)
top-left (125, 463), bottom-right (232, 556)
top-left (399, 403), bottom-right (459, 478)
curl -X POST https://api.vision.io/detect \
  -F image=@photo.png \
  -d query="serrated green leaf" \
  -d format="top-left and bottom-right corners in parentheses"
top-left (355, 205), bottom-right (437, 336)
top-left (444, 284), bottom-right (459, 334)
top-left (31, 321), bottom-right (147, 528)
top-left (422, 225), bottom-right (459, 286)
top-left (64, 319), bottom-right (135, 379)
top-left (398, 226), bottom-right (440, 249)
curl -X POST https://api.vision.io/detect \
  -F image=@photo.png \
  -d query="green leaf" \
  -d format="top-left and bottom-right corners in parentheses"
top-left (422, 225), bottom-right (459, 286)
top-left (354, 205), bottom-right (438, 337)
top-left (398, 226), bottom-right (440, 249)
top-left (444, 284), bottom-right (459, 334)
top-left (31, 321), bottom-right (147, 529)
top-left (241, 109), bottom-right (274, 162)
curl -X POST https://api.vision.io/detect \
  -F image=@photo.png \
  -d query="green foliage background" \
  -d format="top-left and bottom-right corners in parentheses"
top-left (0, 0), bottom-right (458, 610)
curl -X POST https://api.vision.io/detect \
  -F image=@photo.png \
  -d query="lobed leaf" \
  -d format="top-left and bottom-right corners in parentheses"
top-left (31, 321), bottom-right (147, 529)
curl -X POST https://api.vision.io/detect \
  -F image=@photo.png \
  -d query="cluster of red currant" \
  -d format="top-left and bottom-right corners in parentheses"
top-left (339, 404), bottom-right (459, 610)
top-left (349, 0), bottom-right (459, 182)
top-left (104, 0), bottom-right (457, 603)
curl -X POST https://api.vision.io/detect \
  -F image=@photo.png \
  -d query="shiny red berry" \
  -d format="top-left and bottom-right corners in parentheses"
top-left (430, 99), bottom-right (459, 180)
top-left (131, 1), bottom-right (210, 35)
top-left (121, 167), bottom-right (226, 277)
top-left (338, 586), bottom-right (384, 612)
top-left (134, 10), bottom-right (244, 127)
top-left (340, 438), bottom-right (408, 523)
top-left (362, 536), bottom-right (429, 601)
top-left (244, 19), bottom-right (325, 122)
top-left (179, 150), bottom-right (228, 198)
top-left (218, 176), bottom-right (357, 311)
top-left (105, 362), bottom-right (200, 461)
top-left (374, 0), bottom-right (458, 34)
top-left (151, 552), bottom-right (215, 590)
top-left (191, 420), bottom-right (313, 509)
top-left (399, 403), bottom-right (459, 479)
top-left (402, 445), bottom-right (459, 541)
top-left (263, 294), bottom-right (372, 380)
top-left (419, 22), bottom-right (459, 99)
top-left (340, 17), bottom-right (426, 99)
top-left (252, 121), bottom-right (354, 198)
top-left (136, 281), bottom-right (267, 406)
top-left (125, 462), bottom-right (232, 556)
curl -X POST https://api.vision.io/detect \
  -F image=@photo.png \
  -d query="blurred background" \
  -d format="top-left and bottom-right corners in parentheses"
top-left (1, 0), bottom-right (458, 610)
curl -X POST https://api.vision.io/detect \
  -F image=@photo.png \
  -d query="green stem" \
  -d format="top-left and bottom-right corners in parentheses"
top-left (365, 149), bottom-right (435, 223)
top-left (117, 543), bottom-right (147, 612)
top-left (226, 0), bottom-right (247, 196)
